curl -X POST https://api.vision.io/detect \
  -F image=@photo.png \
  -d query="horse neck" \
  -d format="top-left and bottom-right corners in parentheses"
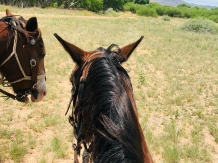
top-left (121, 75), bottom-right (154, 163)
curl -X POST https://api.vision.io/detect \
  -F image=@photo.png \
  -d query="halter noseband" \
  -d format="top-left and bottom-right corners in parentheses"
top-left (0, 18), bottom-right (46, 102)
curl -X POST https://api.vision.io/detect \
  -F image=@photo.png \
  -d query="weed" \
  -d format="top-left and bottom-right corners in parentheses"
top-left (162, 15), bottom-right (170, 21)
top-left (9, 143), bottom-right (27, 163)
top-left (181, 18), bottom-right (218, 34)
top-left (50, 136), bottom-right (67, 159)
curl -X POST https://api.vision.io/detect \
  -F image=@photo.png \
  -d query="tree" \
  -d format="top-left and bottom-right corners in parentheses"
top-left (134, 0), bottom-right (149, 5)
top-left (73, 0), bottom-right (103, 11)
top-left (103, 0), bottom-right (125, 11)
top-left (177, 3), bottom-right (191, 8)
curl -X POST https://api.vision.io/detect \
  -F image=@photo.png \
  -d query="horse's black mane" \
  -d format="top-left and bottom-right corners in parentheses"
top-left (75, 49), bottom-right (144, 163)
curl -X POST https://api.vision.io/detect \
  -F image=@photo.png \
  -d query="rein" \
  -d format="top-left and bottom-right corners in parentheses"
top-left (0, 16), bottom-right (46, 102)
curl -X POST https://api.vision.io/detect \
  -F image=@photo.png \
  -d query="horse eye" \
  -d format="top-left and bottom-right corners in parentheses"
top-left (39, 54), bottom-right (45, 59)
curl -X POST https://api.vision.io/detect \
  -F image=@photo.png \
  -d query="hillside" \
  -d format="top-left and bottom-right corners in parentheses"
top-left (151, 0), bottom-right (186, 6)
top-left (151, 0), bottom-right (217, 9)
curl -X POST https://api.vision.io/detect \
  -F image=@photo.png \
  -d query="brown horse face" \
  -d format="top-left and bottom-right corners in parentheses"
top-left (18, 18), bottom-right (46, 102)
top-left (0, 10), bottom-right (46, 102)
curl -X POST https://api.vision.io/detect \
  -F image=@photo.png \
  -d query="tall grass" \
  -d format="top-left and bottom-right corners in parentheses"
top-left (0, 5), bottom-right (218, 163)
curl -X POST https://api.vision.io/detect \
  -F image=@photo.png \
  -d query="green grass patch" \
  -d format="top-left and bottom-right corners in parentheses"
top-left (50, 136), bottom-right (67, 159)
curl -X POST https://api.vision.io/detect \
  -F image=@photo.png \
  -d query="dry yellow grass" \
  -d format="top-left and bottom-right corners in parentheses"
top-left (0, 5), bottom-right (218, 163)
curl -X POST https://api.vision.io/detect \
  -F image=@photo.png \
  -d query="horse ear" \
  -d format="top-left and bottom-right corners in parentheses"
top-left (26, 17), bottom-right (38, 32)
top-left (54, 33), bottom-right (85, 65)
top-left (6, 9), bottom-right (12, 16)
top-left (119, 36), bottom-right (144, 63)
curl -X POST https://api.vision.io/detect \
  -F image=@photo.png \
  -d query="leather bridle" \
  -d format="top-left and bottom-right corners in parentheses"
top-left (0, 19), bottom-right (46, 102)
top-left (66, 45), bottom-right (121, 163)
top-left (66, 51), bottom-right (105, 116)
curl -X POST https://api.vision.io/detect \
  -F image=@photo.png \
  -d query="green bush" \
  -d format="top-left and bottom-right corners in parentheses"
top-left (136, 6), bottom-right (158, 17)
top-left (104, 8), bottom-right (118, 16)
top-left (208, 15), bottom-right (218, 23)
top-left (156, 6), bottom-right (165, 16)
top-left (165, 7), bottom-right (183, 17)
top-left (177, 3), bottom-right (191, 8)
top-left (162, 15), bottom-right (170, 21)
top-left (181, 18), bottom-right (218, 34)
top-left (52, 2), bottom-right (58, 8)
top-left (123, 2), bottom-right (141, 13)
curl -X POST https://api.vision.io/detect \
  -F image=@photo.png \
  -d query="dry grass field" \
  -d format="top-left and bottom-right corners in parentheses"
top-left (0, 5), bottom-right (218, 163)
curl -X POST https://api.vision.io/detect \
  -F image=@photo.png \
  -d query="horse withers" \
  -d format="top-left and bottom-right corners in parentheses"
top-left (54, 33), bottom-right (153, 163)
top-left (0, 9), bottom-right (46, 103)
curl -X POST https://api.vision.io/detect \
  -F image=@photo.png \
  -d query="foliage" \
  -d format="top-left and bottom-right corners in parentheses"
top-left (124, 2), bottom-right (158, 17)
top-left (164, 6), bottom-right (183, 17)
top-left (123, 2), bottom-right (218, 23)
top-left (177, 3), bottom-right (191, 8)
top-left (1, 0), bottom-right (218, 22)
top-left (76, 0), bottom-right (103, 12)
top-left (135, 0), bottom-right (149, 5)
top-left (123, 2), bottom-right (141, 13)
top-left (103, 0), bottom-right (125, 11)
top-left (162, 15), bottom-right (170, 21)
top-left (136, 6), bottom-right (158, 17)
top-left (181, 18), bottom-right (218, 34)
top-left (208, 15), bottom-right (218, 23)
top-left (104, 8), bottom-right (119, 16)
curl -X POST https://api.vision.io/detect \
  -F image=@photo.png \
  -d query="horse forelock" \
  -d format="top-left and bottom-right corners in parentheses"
top-left (76, 53), bottom-right (146, 163)
top-left (0, 16), bottom-right (23, 49)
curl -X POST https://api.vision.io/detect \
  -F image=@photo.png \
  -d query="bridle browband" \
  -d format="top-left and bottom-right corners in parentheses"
top-left (0, 16), bottom-right (46, 102)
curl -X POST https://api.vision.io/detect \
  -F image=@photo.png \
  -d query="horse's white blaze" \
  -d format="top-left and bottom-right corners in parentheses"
top-left (31, 78), bottom-right (46, 102)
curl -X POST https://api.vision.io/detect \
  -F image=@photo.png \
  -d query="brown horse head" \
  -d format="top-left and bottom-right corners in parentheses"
top-left (54, 33), bottom-right (153, 163)
top-left (0, 10), bottom-right (46, 103)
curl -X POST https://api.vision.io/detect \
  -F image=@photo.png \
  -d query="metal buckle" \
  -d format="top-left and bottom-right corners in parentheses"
top-left (30, 39), bottom-right (36, 45)
top-left (30, 59), bottom-right (36, 67)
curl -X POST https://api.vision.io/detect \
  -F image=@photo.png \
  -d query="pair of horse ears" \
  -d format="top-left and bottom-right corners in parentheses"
top-left (54, 33), bottom-right (144, 65)
top-left (6, 9), bottom-right (38, 32)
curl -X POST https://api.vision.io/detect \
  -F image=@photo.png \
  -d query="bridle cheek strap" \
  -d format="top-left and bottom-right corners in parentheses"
top-left (67, 51), bottom-right (106, 163)
top-left (0, 25), bottom-right (46, 102)
top-left (0, 30), bottom-right (43, 85)
top-left (66, 51), bottom-right (105, 116)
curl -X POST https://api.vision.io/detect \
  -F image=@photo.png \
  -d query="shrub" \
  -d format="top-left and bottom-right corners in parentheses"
top-left (123, 2), bottom-right (141, 13)
top-left (181, 18), bottom-right (218, 34)
top-left (136, 6), bottom-right (158, 17)
top-left (156, 6), bottom-right (165, 16)
top-left (177, 3), bottom-right (191, 8)
top-left (135, 0), bottom-right (149, 5)
top-left (162, 15), bottom-right (170, 21)
top-left (52, 2), bottom-right (58, 8)
top-left (165, 7), bottom-right (183, 17)
top-left (208, 15), bottom-right (218, 23)
top-left (104, 8), bottom-right (118, 16)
